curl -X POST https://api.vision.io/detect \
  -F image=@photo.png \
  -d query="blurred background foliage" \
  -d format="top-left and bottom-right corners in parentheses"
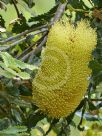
top-left (0, 0), bottom-right (102, 136)
top-left (0, 0), bottom-right (55, 26)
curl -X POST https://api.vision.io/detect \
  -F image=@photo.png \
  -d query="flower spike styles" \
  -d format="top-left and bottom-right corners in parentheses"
top-left (32, 20), bottom-right (97, 118)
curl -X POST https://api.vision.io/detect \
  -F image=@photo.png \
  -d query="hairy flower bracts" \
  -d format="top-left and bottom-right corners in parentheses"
top-left (32, 20), bottom-right (97, 118)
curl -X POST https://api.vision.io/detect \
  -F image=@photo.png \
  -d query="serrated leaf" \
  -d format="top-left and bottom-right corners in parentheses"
top-left (0, 0), bottom-right (11, 5)
top-left (0, 118), bottom-right (11, 131)
top-left (95, 82), bottom-right (102, 93)
top-left (0, 52), bottom-right (37, 79)
top-left (15, 59), bottom-right (37, 70)
top-left (3, 67), bottom-right (18, 76)
top-left (12, 15), bottom-right (29, 34)
top-left (0, 1), bottom-right (6, 10)
top-left (0, 67), bottom-right (14, 78)
top-left (0, 125), bottom-right (27, 135)
top-left (0, 63), bottom-right (19, 76)
top-left (0, 52), bottom-right (17, 68)
top-left (27, 112), bottom-right (45, 128)
top-left (88, 101), bottom-right (97, 111)
top-left (28, 4), bottom-right (58, 23)
top-left (11, 109), bottom-right (22, 123)
top-left (89, 60), bottom-right (102, 74)
top-left (17, 72), bottom-right (30, 80)
top-left (0, 65), bottom-right (31, 79)
top-left (0, 15), bottom-right (5, 28)
top-left (89, 60), bottom-right (102, 85)
top-left (0, 52), bottom-right (37, 71)
top-left (22, 0), bottom-right (35, 8)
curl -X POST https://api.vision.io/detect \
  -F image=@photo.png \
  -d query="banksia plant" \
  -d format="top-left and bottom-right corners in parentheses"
top-left (32, 20), bottom-right (97, 118)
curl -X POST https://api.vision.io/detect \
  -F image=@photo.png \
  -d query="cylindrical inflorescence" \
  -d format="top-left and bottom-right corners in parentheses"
top-left (32, 20), bottom-right (97, 118)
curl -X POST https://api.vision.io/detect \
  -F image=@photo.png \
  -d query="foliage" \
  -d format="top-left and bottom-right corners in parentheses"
top-left (0, 52), bottom-right (37, 79)
top-left (0, 0), bottom-right (102, 136)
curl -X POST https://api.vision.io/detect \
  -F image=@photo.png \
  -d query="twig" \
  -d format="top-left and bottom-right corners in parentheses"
top-left (16, 40), bottom-right (37, 59)
top-left (90, 98), bottom-right (102, 101)
top-left (16, 33), bottom-right (47, 59)
top-left (21, 2), bottom-right (67, 61)
top-left (50, 2), bottom-right (67, 25)
top-left (11, 0), bottom-right (21, 18)
top-left (87, 82), bottom-right (92, 99)
top-left (0, 37), bottom-right (27, 51)
top-left (0, 1), bottom-right (67, 57)
top-left (21, 35), bottom-right (47, 62)
top-left (0, 25), bottom-right (48, 44)
top-left (0, 29), bottom-right (47, 51)
top-left (77, 99), bottom-right (87, 131)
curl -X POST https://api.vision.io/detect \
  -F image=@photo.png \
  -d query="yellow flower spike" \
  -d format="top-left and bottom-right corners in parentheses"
top-left (32, 20), bottom-right (97, 118)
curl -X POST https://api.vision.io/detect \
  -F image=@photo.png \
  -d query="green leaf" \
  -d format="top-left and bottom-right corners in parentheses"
top-left (15, 59), bottom-right (37, 70)
top-left (0, 1), bottom-right (8, 11)
top-left (27, 112), bottom-right (45, 128)
top-left (0, 52), bottom-right (37, 70)
top-left (11, 109), bottom-right (22, 123)
top-left (88, 101), bottom-right (97, 111)
top-left (0, 65), bottom-right (30, 79)
top-left (60, 0), bottom-right (67, 3)
top-left (95, 82), bottom-right (102, 93)
top-left (0, 125), bottom-right (28, 135)
top-left (0, 118), bottom-right (11, 131)
top-left (0, 52), bottom-right (37, 79)
top-left (0, 15), bottom-right (5, 27)
top-left (0, 62), bottom-right (19, 76)
top-left (22, 0), bottom-right (35, 8)
top-left (28, 4), bottom-right (58, 23)
top-left (17, 72), bottom-right (30, 80)
top-left (89, 60), bottom-right (102, 75)
top-left (0, 52), bottom-right (17, 69)
top-left (0, 0), bottom-right (11, 5)
top-left (0, 67), bottom-right (14, 78)
top-left (12, 15), bottom-right (29, 34)
top-left (89, 60), bottom-right (102, 85)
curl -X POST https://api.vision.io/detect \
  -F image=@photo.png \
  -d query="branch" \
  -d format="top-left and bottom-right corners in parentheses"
top-left (21, 35), bottom-right (47, 61)
top-left (0, 37), bottom-right (27, 51)
top-left (20, 2), bottom-right (67, 61)
top-left (87, 82), bottom-right (92, 99)
top-left (16, 33), bottom-right (47, 59)
top-left (50, 2), bottom-right (67, 25)
top-left (0, 25), bottom-right (48, 44)
top-left (11, 0), bottom-right (21, 18)
top-left (0, 29), bottom-right (47, 51)
top-left (0, 1), bottom-right (67, 57)
top-left (77, 98), bottom-right (87, 131)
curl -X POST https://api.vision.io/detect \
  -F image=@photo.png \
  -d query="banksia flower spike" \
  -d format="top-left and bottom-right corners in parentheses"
top-left (32, 20), bottom-right (97, 118)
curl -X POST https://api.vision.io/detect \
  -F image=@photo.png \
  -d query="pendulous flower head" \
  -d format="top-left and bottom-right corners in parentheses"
top-left (32, 20), bottom-right (97, 118)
